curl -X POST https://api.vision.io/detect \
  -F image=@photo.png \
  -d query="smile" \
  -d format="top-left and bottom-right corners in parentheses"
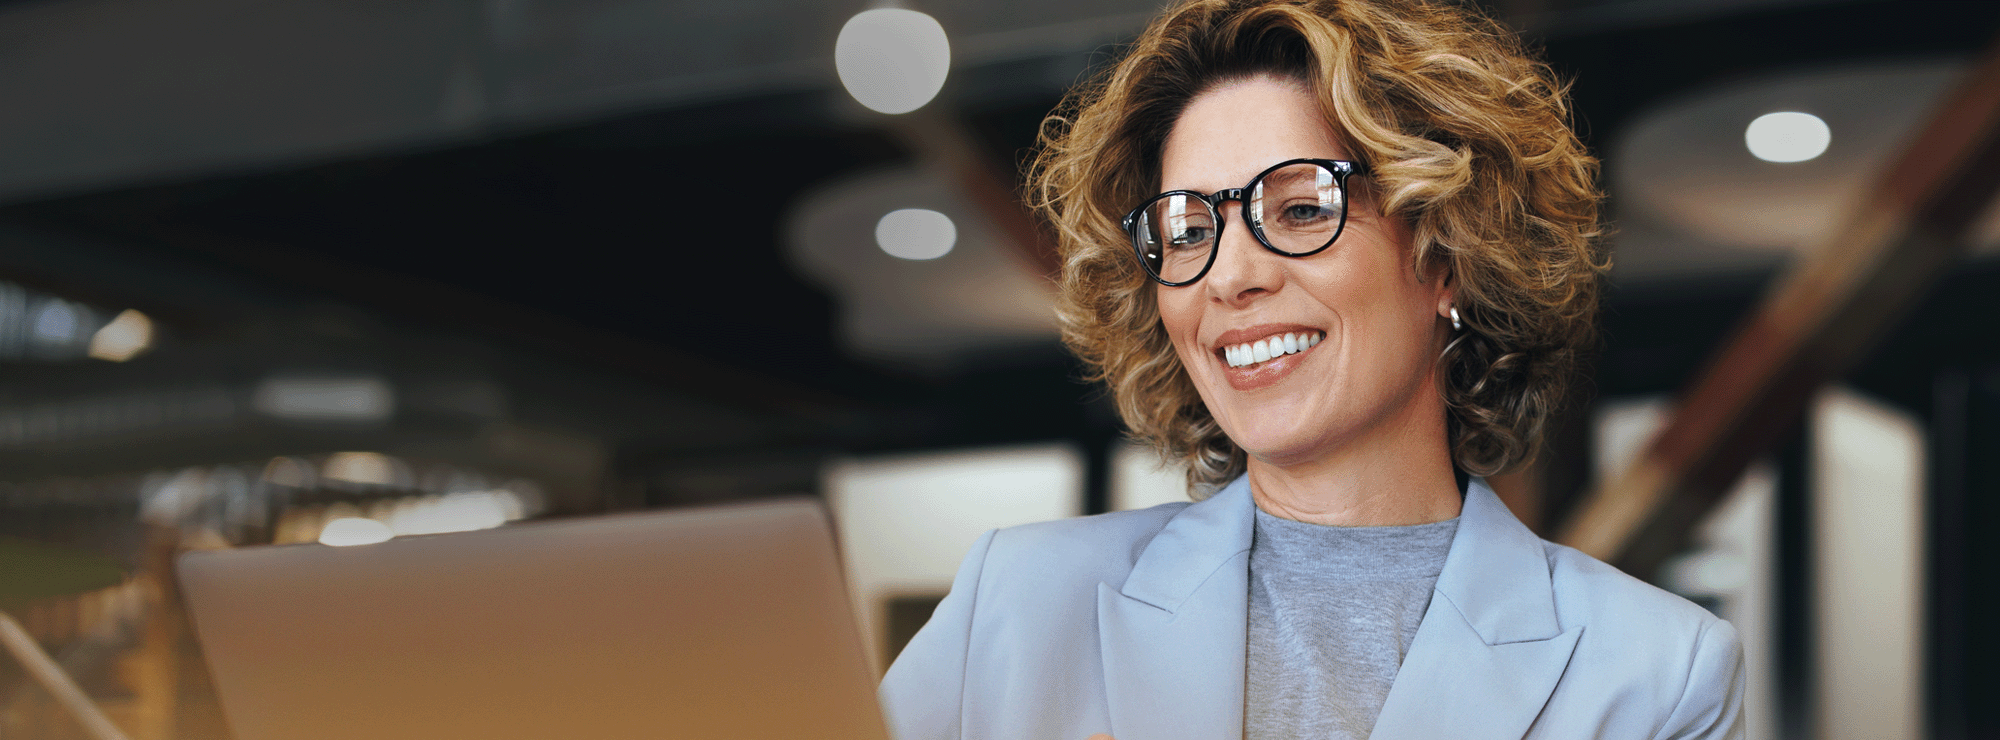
top-left (1220, 331), bottom-right (1323, 368)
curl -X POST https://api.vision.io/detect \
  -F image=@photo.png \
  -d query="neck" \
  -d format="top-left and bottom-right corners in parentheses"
top-left (1245, 388), bottom-right (1463, 527)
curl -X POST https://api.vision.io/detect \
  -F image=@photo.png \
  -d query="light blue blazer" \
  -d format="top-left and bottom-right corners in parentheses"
top-left (879, 476), bottom-right (1744, 739)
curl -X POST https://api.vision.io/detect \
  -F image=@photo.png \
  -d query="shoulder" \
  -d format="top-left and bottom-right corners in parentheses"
top-left (1540, 540), bottom-right (1726, 645)
top-left (1538, 541), bottom-right (1745, 736)
top-left (933, 503), bottom-right (1191, 676)
top-left (976, 502), bottom-right (1189, 587)
top-left (943, 502), bottom-right (1192, 628)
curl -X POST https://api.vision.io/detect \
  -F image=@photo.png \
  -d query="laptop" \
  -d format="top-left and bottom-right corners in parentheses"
top-left (178, 498), bottom-right (890, 740)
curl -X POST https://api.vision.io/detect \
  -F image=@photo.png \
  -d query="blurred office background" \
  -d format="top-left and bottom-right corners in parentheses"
top-left (0, 0), bottom-right (1997, 737)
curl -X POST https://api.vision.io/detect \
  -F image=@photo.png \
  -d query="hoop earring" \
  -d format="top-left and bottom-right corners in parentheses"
top-left (1450, 306), bottom-right (1463, 332)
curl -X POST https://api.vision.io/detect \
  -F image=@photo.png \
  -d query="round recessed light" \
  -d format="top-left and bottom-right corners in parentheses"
top-left (835, 9), bottom-right (950, 115)
top-left (1745, 111), bottom-right (1831, 163)
top-left (875, 208), bottom-right (956, 260)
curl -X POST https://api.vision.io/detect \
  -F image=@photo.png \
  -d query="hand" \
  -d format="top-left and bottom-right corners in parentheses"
top-left (1086, 735), bottom-right (1114, 740)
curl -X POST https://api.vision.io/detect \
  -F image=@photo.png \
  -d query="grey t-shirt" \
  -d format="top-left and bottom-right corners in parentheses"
top-left (1244, 507), bottom-right (1459, 740)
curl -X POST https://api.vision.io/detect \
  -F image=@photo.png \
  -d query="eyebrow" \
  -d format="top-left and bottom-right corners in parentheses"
top-left (1257, 166), bottom-right (1331, 191)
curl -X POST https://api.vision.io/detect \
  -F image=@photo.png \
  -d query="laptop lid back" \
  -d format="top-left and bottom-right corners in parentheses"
top-left (179, 499), bottom-right (887, 740)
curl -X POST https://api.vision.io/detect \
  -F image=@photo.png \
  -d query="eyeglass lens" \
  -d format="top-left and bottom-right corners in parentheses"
top-left (1133, 162), bottom-right (1347, 284)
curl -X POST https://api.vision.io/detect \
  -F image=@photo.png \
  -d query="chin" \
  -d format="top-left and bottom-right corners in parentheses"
top-left (1217, 413), bottom-right (1343, 467)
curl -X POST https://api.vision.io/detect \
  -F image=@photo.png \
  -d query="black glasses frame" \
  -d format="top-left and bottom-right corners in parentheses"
top-left (1120, 158), bottom-right (1367, 287)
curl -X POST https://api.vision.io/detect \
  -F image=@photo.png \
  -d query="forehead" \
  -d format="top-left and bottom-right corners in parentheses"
top-left (1159, 76), bottom-right (1349, 192)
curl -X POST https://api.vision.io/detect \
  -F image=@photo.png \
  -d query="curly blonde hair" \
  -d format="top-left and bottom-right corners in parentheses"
top-left (1030, 0), bottom-right (1607, 496)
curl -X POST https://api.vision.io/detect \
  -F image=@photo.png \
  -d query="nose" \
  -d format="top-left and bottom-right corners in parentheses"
top-left (1202, 200), bottom-right (1282, 306)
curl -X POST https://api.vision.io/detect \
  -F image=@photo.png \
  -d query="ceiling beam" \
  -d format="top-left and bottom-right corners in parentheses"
top-left (1557, 33), bottom-right (2000, 576)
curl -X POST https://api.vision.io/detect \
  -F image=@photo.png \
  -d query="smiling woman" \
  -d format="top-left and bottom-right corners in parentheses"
top-left (1149, 77), bottom-right (1458, 522)
top-left (878, 1), bottom-right (1742, 739)
top-left (1042, 2), bottom-right (1606, 494)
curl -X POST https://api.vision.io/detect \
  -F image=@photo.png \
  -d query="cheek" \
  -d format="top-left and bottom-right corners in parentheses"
top-left (1155, 290), bottom-right (1226, 400)
top-left (1154, 289), bottom-right (1200, 354)
top-left (1300, 263), bottom-right (1434, 363)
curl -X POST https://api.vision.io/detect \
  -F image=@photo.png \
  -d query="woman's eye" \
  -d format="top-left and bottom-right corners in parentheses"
top-left (1282, 204), bottom-right (1333, 222)
top-left (1168, 227), bottom-right (1214, 247)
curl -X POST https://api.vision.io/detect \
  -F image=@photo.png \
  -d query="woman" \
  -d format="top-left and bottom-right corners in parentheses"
top-left (880, 0), bottom-right (1743, 738)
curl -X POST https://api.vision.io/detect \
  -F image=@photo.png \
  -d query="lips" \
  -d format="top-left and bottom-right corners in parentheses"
top-left (1220, 331), bottom-right (1322, 368)
top-left (1210, 324), bottom-right (1326, 391)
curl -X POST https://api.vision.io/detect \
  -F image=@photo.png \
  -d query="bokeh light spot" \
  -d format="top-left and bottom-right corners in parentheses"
top-left (318, 517), bottom-right (393, 546)
top-left (1746, 111), bottom-right (1830, 163)
top-left (875, 209), bottom-right (957, 260)
top-left (836, 9), bottom-right (950, 115)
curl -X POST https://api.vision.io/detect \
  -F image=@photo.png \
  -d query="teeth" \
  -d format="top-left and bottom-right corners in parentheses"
top-left (1220, 331), bottom-right (1323, 368)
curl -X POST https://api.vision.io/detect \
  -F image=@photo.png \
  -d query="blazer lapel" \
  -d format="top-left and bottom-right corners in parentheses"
top-left (1368, 479), bottom-right (1583, 740)
top-left (1098, 477), bottom-right (1255, 740)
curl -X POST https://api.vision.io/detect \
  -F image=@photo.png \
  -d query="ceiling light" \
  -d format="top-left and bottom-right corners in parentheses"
top-left (30, 299), bottom-right (79, 347)
top-left (836, 9), bottom-right (950, 115)
top-left (1745, 111), bottom-right (1830, 163)
top-left (253, 376), bottom-right (395, 423)
top-left (876, 208), bottom-right (956, 260)
top-left (88, 309), bottom-right (153, 362)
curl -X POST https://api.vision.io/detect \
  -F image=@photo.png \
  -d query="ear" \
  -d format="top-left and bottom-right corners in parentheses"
top-left (1432, 264), bottom-right (1457, 321)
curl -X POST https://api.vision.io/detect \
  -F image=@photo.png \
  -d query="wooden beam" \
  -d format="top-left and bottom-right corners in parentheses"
top-left (1487, 463), bottom-right (1546, 533)
top-left (127, 532), bottom-right (180, 740)
top-left (0, 609), bottom-right (134, 740)
top-left (1558, 34), bottom-right (2000, 576)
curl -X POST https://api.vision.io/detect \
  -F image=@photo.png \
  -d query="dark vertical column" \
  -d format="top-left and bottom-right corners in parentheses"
top-left (1928, 368), bottom-right (1970, 740)
top-left (1080, 429), bottom-right (1113, 516)
top-left (1775, 428), bottom-right (1815, 740)
top-left (1959, 368), bottom-right (2000, 739)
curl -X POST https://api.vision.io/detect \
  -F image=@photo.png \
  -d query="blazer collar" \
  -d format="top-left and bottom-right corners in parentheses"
top-left (1116, 473), bottom-right (1561, 641)
top-left (1372, 477), bottom-right (1582, 739)
top-left (1116, 474), bottom-right (1256, 612)
top-left (1101, 475), bottom-right (1580, 740)
top-left (1097, 476), bottom-right (1254, 740)
top-left (1438, 477), bottom-right (1564, 644)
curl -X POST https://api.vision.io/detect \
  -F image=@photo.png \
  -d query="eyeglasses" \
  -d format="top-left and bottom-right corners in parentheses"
top-left (1121, 158), bottom-right (1367, 286)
